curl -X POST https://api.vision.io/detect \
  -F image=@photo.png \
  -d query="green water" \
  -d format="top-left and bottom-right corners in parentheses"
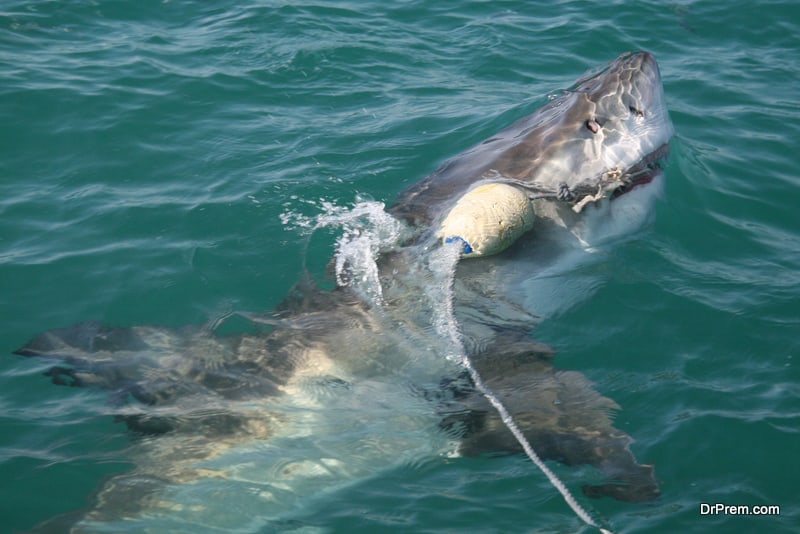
top-left (1, 1), bottom-right (798, 532)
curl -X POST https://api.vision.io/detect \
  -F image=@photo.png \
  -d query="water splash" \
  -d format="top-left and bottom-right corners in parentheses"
top-left (281, 197), bottom-right (409, 306)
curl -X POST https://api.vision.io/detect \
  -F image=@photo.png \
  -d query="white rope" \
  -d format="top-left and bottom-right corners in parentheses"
top-left (458, 355), bottom-right (612, 534)
top-left (434, 242), bottom-right (613, 534)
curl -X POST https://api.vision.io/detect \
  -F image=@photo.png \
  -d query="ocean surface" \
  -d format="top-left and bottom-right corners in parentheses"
top-left (1, 1), bottom-right (798, 533)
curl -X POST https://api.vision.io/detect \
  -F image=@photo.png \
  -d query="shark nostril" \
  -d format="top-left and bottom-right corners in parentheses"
top-left (629, 106), bottom-right (644, 118)
top-left (586, 119), bottom-right (601, 134)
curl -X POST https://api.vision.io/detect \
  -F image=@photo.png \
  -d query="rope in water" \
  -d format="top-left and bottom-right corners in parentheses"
top-left (435, 242), bottom-right (613, 534)
top-left (458, 355), bottom-right (612, 534)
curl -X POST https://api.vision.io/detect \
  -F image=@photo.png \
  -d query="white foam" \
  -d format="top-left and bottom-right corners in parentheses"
top-left (283, 198), bottom-right (408, 306)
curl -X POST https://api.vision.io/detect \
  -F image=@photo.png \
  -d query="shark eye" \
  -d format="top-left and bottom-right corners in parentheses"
top-left (629, 106), bottom-right (644, 118)
top-left (585, 119), bottom-right (601, 134)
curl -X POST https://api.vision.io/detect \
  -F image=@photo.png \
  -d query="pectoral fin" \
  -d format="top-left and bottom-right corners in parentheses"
top-left (446, 335), bottom-right (659, 502)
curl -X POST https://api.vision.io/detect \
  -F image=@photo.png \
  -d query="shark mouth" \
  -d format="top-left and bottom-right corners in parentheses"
top-left (612, 142), bottom-right (671, 198)
top-left (611, 163), bottom-right (660, 198)
top-left (566, 142), bottom-right (671, 211)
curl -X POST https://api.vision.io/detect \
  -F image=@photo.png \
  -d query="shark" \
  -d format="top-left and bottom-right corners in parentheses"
top-left (14, 51), bottom-right (673, 533)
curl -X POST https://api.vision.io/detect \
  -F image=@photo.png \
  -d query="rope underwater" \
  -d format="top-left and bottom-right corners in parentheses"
top-left (433, 242), bottom-right (614, 534)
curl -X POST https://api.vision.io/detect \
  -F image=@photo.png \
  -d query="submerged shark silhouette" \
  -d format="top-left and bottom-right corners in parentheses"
top-left (15, 51), bottom-right (673, 532)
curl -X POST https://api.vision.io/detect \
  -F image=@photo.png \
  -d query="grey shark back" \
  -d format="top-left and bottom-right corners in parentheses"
top-left (13, 51), bottom-right (671, 532)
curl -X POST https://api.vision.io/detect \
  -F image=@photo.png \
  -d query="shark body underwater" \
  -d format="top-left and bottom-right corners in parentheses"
top-left (15, 51), bottom-right (673, 532)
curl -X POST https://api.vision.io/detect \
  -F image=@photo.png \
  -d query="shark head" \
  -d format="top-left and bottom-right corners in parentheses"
top-left (578, 51), bottom-right (673, 145)
top-left (392, 51), bottom-right (674, 237)
top-left (527, 52), bottom-right (674, 249)
top-left (403, 53), bottom-right (674, 323)
top-left (523, 51), bottom-right (674, 201)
